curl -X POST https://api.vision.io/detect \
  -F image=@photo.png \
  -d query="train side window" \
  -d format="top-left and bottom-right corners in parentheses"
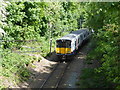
top-left (78, 38), bottom-right (79, 44)
top-left (84, 34), bottom-right (85, 37)
top-left (80, 35), bottom-right (83, 40)
top-left (75, 41), bottom-right (76, 47)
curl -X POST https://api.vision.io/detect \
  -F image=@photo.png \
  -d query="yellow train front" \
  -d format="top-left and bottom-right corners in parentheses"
top-left (56, 39), bottom-right (73, 60)
top-left (55, 33), bottom-right (78, 60)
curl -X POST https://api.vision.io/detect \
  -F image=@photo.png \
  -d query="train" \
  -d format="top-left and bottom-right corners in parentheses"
top-left (55, 28), bottom-right (91, 60)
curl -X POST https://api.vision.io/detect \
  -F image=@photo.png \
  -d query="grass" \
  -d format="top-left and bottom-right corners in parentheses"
top-left (0, 38), bottom-right (51, 89)
top-left (0, 47), bottom-right (42, 89)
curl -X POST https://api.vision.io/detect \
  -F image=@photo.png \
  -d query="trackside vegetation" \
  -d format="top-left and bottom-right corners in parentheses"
top-left (0, 2), bottom-right (82, 88)
top-left (77, 2), bottom-right (120, 89)
top-left (0, 2), bottom-right (119, 89)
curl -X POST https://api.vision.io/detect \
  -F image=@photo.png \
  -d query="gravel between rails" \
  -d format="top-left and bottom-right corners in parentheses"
top-left (40, 62), bottom-right (70, 88)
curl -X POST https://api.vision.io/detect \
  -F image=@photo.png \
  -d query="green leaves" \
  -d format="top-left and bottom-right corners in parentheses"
top-left (79, 2), bottom-right (120, 89)
top-left (4, 2), bottom-right (82, 45)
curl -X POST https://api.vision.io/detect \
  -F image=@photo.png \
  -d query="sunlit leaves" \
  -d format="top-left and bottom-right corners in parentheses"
top-left (81, 2), bottom-right (120, 89)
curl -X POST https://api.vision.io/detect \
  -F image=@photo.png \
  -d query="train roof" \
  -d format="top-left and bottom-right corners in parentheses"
top-left (57, 28), bottom-right (89, 41)
top-left (71, 28), bottom-right (88, 35)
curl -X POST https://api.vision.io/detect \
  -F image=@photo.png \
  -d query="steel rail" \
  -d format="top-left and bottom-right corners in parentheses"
top-left (40, 61), bottom-right (71, 89)
top-left (40, 62), bottom-right (60, 88)
top-left (55, 61), bottom-right (70, 89)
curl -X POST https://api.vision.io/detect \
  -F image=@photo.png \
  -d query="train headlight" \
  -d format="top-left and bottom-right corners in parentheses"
top-left (56, 48), bottom-right (60, 53)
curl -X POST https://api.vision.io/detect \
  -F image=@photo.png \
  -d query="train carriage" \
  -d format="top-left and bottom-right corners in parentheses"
top-left (56, 28), bottom-right (91, 60)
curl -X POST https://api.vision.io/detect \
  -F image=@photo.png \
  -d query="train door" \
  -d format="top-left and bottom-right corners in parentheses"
top-left (75, 40), bottom-right (78, 50)
top-left (76, 38), bottom-right (78, 50)
top-left (78, 36), bottom-right (81, 46)
top-left (66, 40), bottom-right (71, 54)
top-left (75, 41), bottom-right (76, 50)
top-left (61, 40), bottom-right (66, 54)
top-left (71, 40), bottom-right (75, 53)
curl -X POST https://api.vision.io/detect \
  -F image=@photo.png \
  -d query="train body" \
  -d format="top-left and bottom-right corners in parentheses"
top-left (55, 28), bottom-right (91, 60)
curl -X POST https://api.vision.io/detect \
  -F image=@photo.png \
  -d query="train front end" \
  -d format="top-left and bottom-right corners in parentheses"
top-left (56, 39), bottom-right (72, 60)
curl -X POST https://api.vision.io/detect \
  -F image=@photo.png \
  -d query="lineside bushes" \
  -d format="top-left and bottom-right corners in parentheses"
top-left (78, 2), bottom-right (120, 89)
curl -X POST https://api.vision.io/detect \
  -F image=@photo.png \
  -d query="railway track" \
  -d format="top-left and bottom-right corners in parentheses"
top-left (40, 61), bottom-right (71, 88)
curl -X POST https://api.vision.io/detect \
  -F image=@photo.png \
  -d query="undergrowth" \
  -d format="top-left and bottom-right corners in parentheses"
top-left (0, 49), bottom-right (39, 88)
top-left (77, 26), bottom-right (119, 89)
top-left (0, 33), bottom-right (68, 89)
top-left (76, 68), bottom-right (111, 88)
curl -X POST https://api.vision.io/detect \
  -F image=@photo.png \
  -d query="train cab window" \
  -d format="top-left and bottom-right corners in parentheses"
top-left (66, 40), bottom-right (71, 48)
top-left (56, 40), bottom-right (65, 47)
top-left (56, 40), bottom-right (71, 48)
top-left (56, 41), bottom-right (61, 47)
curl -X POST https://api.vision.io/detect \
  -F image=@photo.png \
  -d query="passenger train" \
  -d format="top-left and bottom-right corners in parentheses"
top-left (55, 28), bottom-right (91, 60)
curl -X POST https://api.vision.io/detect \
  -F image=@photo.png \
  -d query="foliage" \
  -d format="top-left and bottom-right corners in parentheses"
top-left (82, 2), bottom-right (120, 32)
top-left (76, 68), bottom-right (110, 88)
top-left (0, 2), bottom-right (82, 88)
top-left (0, 48), bottom-right (41, 89)
top-left (2, 1), bottom-right (119, 89)
top-left (2, 2), bottom-right (82, 48)
top-left (79, 2), bottom-right (120, 89)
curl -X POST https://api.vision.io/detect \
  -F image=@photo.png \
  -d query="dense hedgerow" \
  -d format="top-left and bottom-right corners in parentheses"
top-left (78, 2), bottom-right (120, 89)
